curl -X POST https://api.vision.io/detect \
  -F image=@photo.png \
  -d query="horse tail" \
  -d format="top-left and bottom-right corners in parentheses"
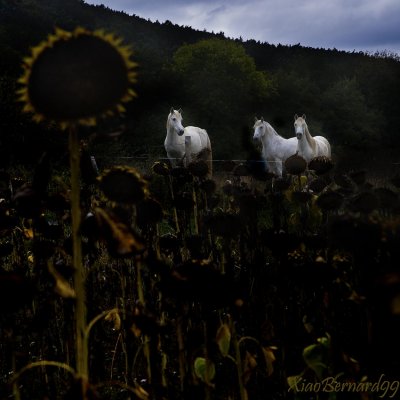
top-left (206, 133), bottom-right (212, 177)
top-left (327, 140), bottom-right (332, 158)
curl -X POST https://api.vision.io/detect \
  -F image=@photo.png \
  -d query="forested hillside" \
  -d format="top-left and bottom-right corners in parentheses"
top-left (2, 3), bottom-right (400, 398)
top-left (1, 0), bottom-right (400, 168)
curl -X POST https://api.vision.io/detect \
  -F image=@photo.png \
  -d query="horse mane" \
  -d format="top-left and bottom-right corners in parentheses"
top-left (303, 121), bottom-right (318, 153)
top-left (166, 112), bottom-right (172, 130)
top-left (255, 120), bottom-right (279, 136)
top-left (266, 122), bottom-right (279, 136)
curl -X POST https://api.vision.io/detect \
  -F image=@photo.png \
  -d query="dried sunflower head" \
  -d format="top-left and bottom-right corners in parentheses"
top-left (316, 190), bottom-right (344, 211)
top-left (98, 166), bottom-right (148, 204)
top-left (17, 27), bottom-right (136, 129)
top-left (349, 170), bottom-right (367, 186)
top-left (308, 177), bottom-right (329, 193)
top-left (233, 163), bottom-right (250, 177)
top-left (136, 198), bottom-right (163, 227)
top-left (152, 161), bottom-right (170, 176)
top-left (308, 156), bottom-right (334, 175)
top-left (349, 191), bottom-right (378, 214)
top-left (188, 160), bottom-right (209, 178)
top-left (199, 179), bottom-right (217, 195)
top-left (285, 153), bottom-right (307, 175)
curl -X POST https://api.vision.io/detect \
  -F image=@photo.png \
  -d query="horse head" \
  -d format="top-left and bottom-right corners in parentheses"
top-left (168, 108), bottom-right (185, 136)
top-left (294, 114), bottom-right (307, 140)
top-left (253, 116), bottom-right (265, 142)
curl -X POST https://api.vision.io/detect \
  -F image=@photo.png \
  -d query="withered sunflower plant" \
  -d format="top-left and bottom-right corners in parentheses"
top-left (16, 27), bottom-right (137, 389)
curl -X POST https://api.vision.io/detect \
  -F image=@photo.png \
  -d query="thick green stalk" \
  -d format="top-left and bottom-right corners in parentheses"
top-left (69, 127), bottom-right (88, 381)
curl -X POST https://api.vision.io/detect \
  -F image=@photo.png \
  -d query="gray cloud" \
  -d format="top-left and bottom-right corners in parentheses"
top-left (85, 0), bottom-right (400, 54)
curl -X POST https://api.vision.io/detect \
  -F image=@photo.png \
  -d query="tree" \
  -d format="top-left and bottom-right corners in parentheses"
top-left (321, 77), bottom-right (382, 147)
top-left (171, 39), bottom-right (272, 116)
top-left (169, 38), bottom-right (273, 157)
top-left (269, 69), bottom-right (321, 131)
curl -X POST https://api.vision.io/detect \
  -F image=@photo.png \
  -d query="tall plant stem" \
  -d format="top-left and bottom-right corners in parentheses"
top-left (136, 259), bottom-right (152, 384)
top-left (203, 321), bottom-right (211, 400)
top-left (192, 184), bottom-right (199, 234)
top-left (69, 127), bottom-right (88, 381)
top-left (167, 176), bottom-right (180, 234)
top-left (176, 316), bottom-right (186, 392)
top-left (231, 321), bottom-right (246, 400)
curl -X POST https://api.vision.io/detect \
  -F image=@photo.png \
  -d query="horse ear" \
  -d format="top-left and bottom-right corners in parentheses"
top-left (254, 116), bottom-right (258, 123)
top-left (261, 117), bottom-right (264, 122)
top-left (302, 114), bottom-right (306, 120)
top-left (178, 108), bottom-right (182, 114)
top-left (170, 107), bottom-right (174, 114)
top-left (294, 114), bottom-right (298, 120)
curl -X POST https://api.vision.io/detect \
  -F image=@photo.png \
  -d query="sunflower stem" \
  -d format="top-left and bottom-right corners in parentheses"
top-left (231, 319), bottom-right (246, 400)
top-left (176, 316), bottom-right (186, 392)
top-left (136, 259), bottom-right (152, 384)
top-left (69, 127), bottom-right (88, 384)
top-left (167, 176), bottom-right (180, 234)
top-left (192, 184), bottom-right (199, 234)
top-left (203, 321), bottom-right (211, 400)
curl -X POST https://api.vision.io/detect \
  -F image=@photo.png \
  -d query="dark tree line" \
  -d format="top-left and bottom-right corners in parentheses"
top-left (1, 0), bottom-right (400, 169)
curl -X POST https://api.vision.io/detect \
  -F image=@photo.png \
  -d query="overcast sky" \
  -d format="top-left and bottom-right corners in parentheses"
top-left (84, 0), bottom-right (400, 55)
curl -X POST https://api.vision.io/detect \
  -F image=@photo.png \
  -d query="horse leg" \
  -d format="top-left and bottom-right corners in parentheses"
top-left (275, 160), bottom-right (283, 178)
top-left (167, 154), bottom-right (175, 168)
top-left (269, 160), bottom-right (281, 178)
top-left (180, 153), bottom-right (187, 168)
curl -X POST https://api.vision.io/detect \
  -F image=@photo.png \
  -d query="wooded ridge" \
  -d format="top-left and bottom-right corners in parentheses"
top-left (1, 0), bottom-right (399, 167)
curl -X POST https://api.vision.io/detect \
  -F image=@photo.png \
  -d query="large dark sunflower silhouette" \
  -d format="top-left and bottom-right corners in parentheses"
top-left (17, 27), bottom-right (137, 129)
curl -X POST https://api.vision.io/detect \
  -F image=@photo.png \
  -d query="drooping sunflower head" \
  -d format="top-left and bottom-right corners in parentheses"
top-left (284, 153), bottom-right (307, 175)
top-left (98, 165), bottom-right (148, 204)
top-left (17, 27), bottom-right (137, 129)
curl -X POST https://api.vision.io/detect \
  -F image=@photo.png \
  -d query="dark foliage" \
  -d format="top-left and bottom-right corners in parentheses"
top-left (1, 2), bottom-right (400, 399)
top-left (0, 0), bottom-right (399, 168)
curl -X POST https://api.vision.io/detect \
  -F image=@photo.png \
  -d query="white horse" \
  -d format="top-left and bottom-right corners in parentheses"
top-left (253, 117), bottom-right (298, 177)
top-left (164, 108), bottom-right (212, 174)
top-left (294, 114), bottom-right (331, 162)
